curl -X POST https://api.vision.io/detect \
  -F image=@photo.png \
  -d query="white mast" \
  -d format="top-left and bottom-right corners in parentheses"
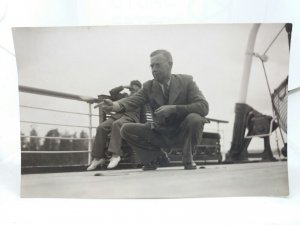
top-left (238, 24), bottom-right (261, 103)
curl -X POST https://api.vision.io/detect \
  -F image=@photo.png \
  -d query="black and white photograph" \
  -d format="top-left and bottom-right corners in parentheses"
top-left (13, 23), bottom-right (290, 199)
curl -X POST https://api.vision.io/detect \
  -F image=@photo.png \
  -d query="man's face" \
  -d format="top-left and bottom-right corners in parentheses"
top-left (130, 84), bottom-right (141, 94)
top-left (150, 53), bottom-right (172, 83)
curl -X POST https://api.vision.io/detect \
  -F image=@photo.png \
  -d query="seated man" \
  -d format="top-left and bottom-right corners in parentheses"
top-left (87, 80), bottom-right (142, 170)
top-left (102, 49), bottom-right (209, 170)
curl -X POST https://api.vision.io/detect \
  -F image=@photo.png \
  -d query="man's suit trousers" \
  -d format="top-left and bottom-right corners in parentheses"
top-left (120, 113), bottom-right (206, 164)
top-left (92, 115), bottom-right (135, 158)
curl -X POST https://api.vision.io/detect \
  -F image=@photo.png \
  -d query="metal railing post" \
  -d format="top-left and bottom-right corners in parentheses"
top-left (88, 103), bottom-right (93, 165)
top-left (97, 95), bottom-right (105, 124)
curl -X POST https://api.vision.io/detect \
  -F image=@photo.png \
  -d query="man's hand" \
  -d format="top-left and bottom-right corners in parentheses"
top-left (123, 85), bottom-right (133, 90)
top-left (154, 105), bottom-right (176, 119)
top-left (102, 99), bottom-right (122, 113)
top-left (102, 99), bottom-right (114, 113)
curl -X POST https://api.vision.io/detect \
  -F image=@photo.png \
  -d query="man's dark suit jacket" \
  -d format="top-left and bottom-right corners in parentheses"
top-left (118, 74), bottom-right (209, 133)
top-left (109, 85), bottom-right (144, 123)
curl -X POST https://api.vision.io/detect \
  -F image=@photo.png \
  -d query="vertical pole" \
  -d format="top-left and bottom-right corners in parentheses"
top-left (238, 24), bottom-right (261, 103)
top-left (88, 103), bottom-right (93, 165)
top-left (98, 95), bottom-right (105, 124)
top-left (221, 129), bottom-right (225, 153)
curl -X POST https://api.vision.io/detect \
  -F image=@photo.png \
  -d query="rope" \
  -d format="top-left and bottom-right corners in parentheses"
top-left (260, 61), bottom-right (273, 97)
top-left (259, 59), bottom-right (285, 144)
top-left (263, 25), bottom-right (286, 55)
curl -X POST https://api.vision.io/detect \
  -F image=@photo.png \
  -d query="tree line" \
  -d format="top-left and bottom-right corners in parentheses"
top-left (21, 128), bottom-right (89, 151)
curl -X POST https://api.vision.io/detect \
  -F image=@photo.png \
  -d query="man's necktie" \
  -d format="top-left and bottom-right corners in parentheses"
top-left (163, 83), bottom-right (169, 103)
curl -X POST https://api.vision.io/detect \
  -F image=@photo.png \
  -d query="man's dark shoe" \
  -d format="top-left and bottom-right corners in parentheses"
top-left (184, 162), bottom-right (197, 170)
top-left (142, 163), bottom-right (157, 171)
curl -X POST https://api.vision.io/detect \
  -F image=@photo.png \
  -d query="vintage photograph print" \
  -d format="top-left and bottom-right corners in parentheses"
top-left (13, 24), bottom-right (290, 198)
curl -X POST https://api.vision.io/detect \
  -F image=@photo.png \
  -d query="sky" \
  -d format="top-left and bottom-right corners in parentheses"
top-left (13, 23), bottom-right (289, 152)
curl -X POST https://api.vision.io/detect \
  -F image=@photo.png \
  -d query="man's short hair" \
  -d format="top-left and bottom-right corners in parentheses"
top-left (150, 49), bottom-right (173, 63)
top-left (130, 80), bottom-right (142, 88)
